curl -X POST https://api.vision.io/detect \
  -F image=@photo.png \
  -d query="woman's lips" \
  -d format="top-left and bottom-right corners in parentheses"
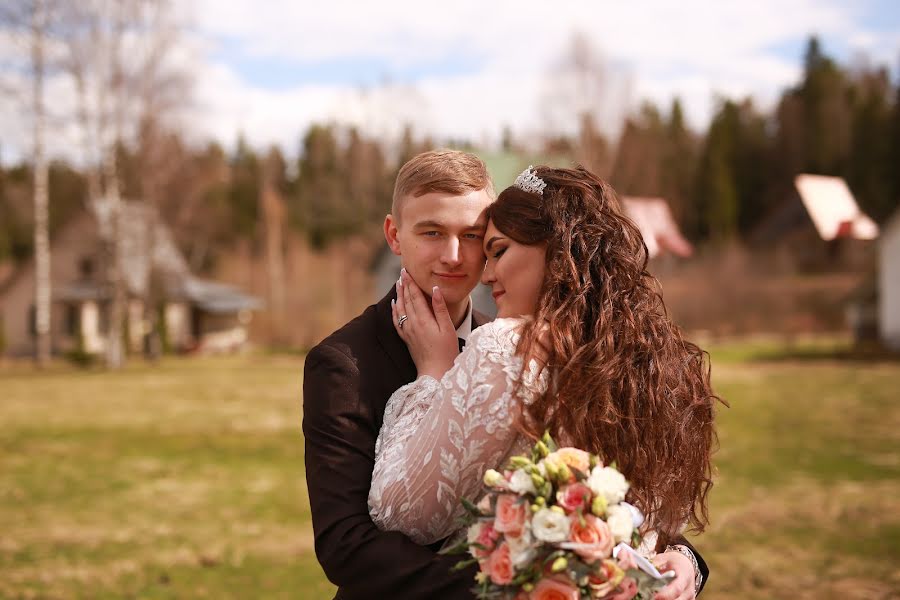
top-left (492, 291), bottom-right (505, 301)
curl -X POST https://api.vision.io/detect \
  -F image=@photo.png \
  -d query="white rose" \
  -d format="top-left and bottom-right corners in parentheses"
top-left (506, 526), bottom-right (537, 568)
top-left (606, 504), bottom-right (634, 543)
top-left (587, 466), bottom-right (629, 505)
top-left (508, 469), bottom-right (537, 495)
top-left (531, 508), bottom-right (571, 543)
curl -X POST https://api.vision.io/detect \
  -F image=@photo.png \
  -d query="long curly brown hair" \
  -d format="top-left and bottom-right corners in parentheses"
top-left (487, 166), bottom-right (722, 547)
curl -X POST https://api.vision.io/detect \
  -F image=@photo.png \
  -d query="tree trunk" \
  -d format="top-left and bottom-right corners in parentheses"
top-left (31, 0), bottom-right (51, 367)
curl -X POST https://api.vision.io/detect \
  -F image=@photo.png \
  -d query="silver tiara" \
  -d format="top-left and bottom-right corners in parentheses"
top-left (513, 165), bottom-right (546, 195)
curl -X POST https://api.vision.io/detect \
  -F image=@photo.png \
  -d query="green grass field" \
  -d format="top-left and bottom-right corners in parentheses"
top-left (1, 344), bottom-right (898, 599)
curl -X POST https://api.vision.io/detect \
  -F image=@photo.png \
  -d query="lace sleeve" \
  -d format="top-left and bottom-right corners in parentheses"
top-left (368, 319), bottom-right (544, 545)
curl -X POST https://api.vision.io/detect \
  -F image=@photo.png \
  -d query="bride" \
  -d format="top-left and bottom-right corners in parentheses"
top-left (368, 166), bottom-right (720, 598)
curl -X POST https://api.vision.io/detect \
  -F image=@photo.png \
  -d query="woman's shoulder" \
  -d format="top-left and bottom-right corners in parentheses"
top-left (467, 317), bottom-right (526, 353)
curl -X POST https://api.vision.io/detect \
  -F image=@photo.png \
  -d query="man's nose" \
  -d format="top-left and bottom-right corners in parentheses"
top-left (441, 238), bottom-right (462, 266)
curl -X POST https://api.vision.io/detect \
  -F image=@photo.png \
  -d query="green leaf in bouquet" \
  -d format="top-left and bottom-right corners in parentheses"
top-left (631, 530), bottom-right (642, 548)
top-left (439, 537), bottom-right (473, 556)
top-left (541, 549), bottom-right (567, 568)
top-left (510, 571), bottom-right (535, 586)
top-left (569, 465), bottom-right (587, 482)
top-left (461, 496), bottom-right (483, 517)
top-left (450, 557), bottom-right (478, 572)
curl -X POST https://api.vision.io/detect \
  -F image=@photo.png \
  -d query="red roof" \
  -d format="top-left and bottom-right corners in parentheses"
top-left (794, 174), bottom-right (879, 241)
top-left (622, 197), bottom-right (693, 258)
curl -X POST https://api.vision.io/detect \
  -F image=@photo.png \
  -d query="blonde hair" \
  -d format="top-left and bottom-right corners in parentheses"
top-left (391, 149), bottom-right (495, 222)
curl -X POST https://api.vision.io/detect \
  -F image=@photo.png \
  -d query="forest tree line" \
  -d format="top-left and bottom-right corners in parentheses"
top-left (2, 37), bottom-right (898, 274)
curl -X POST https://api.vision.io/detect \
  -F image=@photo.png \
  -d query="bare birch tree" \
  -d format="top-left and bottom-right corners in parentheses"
top-left (59, 0), bottom-right (190, 367)
top-left (0, 0), bottom-right (57, 366)
top-left (539, 32), bottom-right (633, 173)
top-left (31, 0), bottom-right (51, 366)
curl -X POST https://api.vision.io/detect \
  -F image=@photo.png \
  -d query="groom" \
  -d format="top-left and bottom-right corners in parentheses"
top-left (303, 149), bottom-right (495, 598)
top-left (303, 150), bottom-right (709, 599)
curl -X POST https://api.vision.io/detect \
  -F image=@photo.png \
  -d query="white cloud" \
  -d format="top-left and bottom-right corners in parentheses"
top-left (2, 0), bottom-right (898, 163)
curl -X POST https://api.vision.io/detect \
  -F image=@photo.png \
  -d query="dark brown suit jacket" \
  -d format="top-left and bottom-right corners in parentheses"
top-left (303, 287), bottom-right (489, 599)
top-left (303, 287), bottom-right (709, 599)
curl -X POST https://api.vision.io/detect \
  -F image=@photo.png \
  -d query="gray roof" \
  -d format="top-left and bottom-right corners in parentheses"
top-left (177, 277), bottom-right (264, 314)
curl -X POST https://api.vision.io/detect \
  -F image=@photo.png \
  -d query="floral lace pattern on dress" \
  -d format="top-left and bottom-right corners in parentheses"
top-left (368, 318), bottom-right (546, 545)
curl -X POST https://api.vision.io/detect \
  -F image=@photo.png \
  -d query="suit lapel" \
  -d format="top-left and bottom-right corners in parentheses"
top-left (374, 287), bottom-right (417, 385)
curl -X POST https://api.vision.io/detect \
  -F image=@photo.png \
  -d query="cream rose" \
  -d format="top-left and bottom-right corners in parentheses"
top-left (508, 468), bottom-right (537, 495)
top-left (531, 508), bottom-right (571, 543)
top-left (606, 504), bottom-right (634, 543)
top-left (505, 525), bottom-right (537, 569)
top-left (586, 466), bottom-right (629, 505)
top-left (547, 448), bottom-right (592, 475)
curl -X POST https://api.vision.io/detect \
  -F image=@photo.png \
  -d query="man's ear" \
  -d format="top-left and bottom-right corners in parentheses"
top-left (384, 214), bottom-right (402, 256)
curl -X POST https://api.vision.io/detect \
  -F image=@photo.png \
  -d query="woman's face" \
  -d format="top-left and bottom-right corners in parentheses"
top-left (481, 220), bottom-right (547, 318)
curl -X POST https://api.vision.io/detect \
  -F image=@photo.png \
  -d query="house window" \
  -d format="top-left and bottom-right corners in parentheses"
top-left (79, 257), bottom-right (95, 279)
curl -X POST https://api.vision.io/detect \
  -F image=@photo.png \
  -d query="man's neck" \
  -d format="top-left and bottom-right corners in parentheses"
top-left (447, 299), bottom-right (470, 330)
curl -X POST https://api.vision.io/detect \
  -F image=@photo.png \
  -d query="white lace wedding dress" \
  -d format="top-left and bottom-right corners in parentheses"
top-left (368, 317), bottom-right (546, 545)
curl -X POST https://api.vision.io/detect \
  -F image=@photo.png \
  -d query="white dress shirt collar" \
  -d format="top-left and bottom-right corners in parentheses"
top-left (455, 299), bottom-right (473, 341)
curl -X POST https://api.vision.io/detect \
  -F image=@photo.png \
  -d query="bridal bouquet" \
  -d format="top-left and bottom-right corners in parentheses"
top-left (444, 434), bottom-right (673, 600)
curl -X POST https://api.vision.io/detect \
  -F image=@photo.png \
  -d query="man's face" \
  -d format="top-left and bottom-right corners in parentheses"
top-left (385, 189), bottom-right (493, 307)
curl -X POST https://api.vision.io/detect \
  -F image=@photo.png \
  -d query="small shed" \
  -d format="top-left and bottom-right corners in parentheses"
top-left (0, 202), bottom-right (261, 358)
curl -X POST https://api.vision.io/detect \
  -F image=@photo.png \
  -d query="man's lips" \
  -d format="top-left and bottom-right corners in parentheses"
top-left (434, 272), bottom-right (467, 280)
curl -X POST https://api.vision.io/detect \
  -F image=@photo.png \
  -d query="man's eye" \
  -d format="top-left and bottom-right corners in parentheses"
top-left (463, 233), bottom-right (483, 240)
top-left (422, 231), bottom-right (440, 237)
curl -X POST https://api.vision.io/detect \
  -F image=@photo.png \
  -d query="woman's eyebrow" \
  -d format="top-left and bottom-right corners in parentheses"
top-left (485, 236), bottom-right (504, 252)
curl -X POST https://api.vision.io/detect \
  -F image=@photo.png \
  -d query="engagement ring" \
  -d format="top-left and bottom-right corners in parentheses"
top-left (398, 314), bottom-right (408, 329)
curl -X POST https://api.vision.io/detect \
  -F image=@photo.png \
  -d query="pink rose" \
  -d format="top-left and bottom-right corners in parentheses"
top-left (494, 494), bottom-right (527, 537)
top-left (529, 577), bottom-right (580, 600)
top-left (475, 522), bottom-right (500, 559)
top-left (488, 541), bottom-right (514, 585)
top-left (602, 577), bottom-right (638, 600)
top-left (569, 514), bottom-right (614, 561)
top-left (588, 558), bottom-right (625, 597)
top-left (556, 482), bottom-right (593, 513)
